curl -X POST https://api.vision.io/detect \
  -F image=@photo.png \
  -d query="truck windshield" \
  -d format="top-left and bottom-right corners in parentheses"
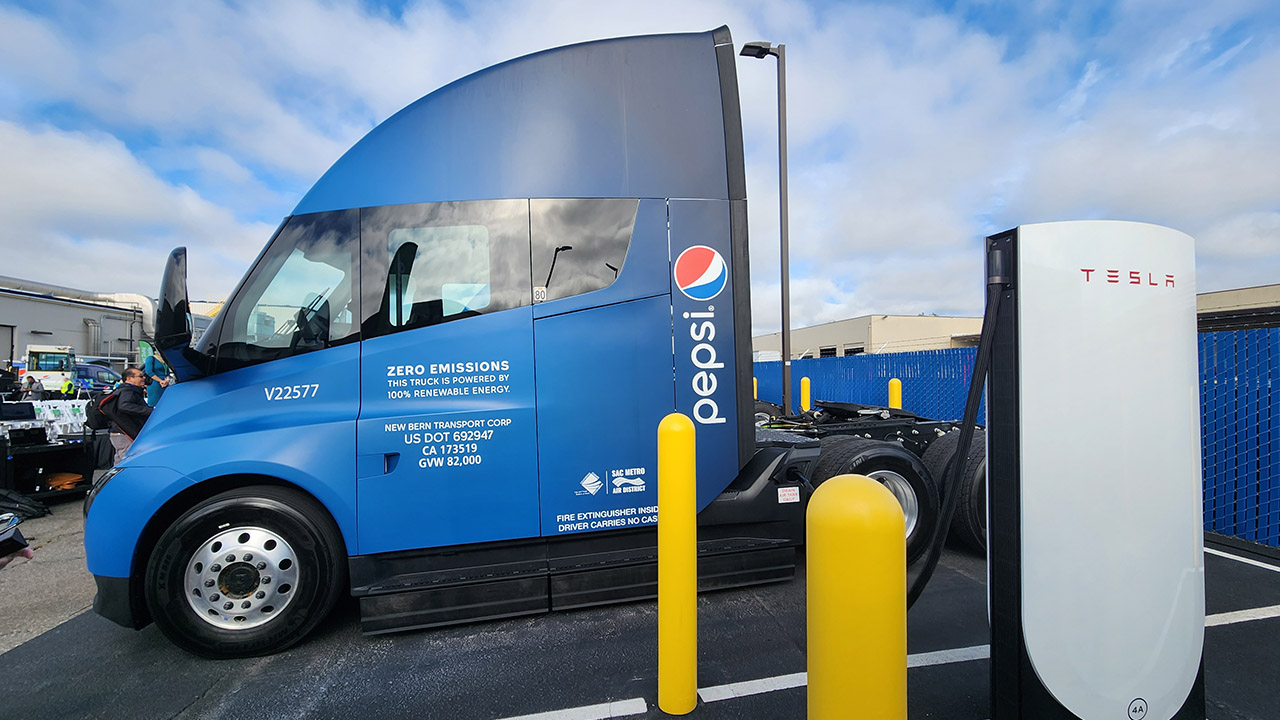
top-left (31, 353), bottom-right (73, 371)
top-left (212, 209), bottom-right (360, 372)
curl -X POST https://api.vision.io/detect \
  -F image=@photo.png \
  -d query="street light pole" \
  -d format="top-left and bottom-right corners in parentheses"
top-left (741, 41), bottom-right (792, 415)
top-left (545, 245), bottom-right (573, 288)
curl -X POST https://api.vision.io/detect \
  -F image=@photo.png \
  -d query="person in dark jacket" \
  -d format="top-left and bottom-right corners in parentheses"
top-left (109, 368), bottom-right (153, 464)
top-left (20, 375), bottom-right (45, 401)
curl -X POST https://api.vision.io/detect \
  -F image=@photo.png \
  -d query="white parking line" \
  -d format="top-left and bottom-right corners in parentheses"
top-left (1207, 604), bottom-right (1280, 627)
top-left (907, 644), bottom-right (991, 668)
top-left (698, 671), bottom-right (807, 702)
top-left (502, 582), bottom-right (1280, 719)
top-left (698, 644), bottom-right (991, 703)
top-left (498, 697), bottom-right (647, 720)
top-left (1206, 546), bottom-right (1280, 574)
top-left (694, 602), bottom-right (1280, 707)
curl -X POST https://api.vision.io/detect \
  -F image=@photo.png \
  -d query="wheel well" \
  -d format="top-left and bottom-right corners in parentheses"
top-left (128, 474), bottom-right (334, 627)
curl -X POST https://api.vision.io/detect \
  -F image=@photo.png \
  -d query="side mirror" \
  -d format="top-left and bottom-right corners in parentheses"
top-left (156, 247), bottom-right (191, 352)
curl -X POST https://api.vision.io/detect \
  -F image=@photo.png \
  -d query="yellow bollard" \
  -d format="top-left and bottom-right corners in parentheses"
top-left (801, 376), bottom-right (811, 412)
top-left (753, 376), bottom-right (758, 400)
top-left (658, 412), bottom-right (697, 715)
top-left (888, 377), bottom-right (902, 409)
top-left (807, 474), bottom-right (906, 720)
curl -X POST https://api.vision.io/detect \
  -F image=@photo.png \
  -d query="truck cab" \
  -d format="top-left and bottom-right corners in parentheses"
top-left (24, 344), bottom-right (76, 391)
top-left (83, 27), bottom-right (813, 658)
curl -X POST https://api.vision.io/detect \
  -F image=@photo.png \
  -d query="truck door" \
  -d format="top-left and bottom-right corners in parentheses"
top-left (530, 199), bottom-right (675, 536)
top-left (355, 200), bottom-right (540, 554)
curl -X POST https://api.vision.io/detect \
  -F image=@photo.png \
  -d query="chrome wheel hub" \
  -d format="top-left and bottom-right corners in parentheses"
top-left (868, 470), bottom-right (920, 539)
top-left (183, 526), bottom-right (300, 630)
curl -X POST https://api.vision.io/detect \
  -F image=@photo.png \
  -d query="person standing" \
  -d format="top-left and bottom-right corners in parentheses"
top-left (142, 353), bottom-right (171, 407)
top-left (20, 375), bottom-right (45, 401)
top-left (108, 368), bottom-right (153, 464)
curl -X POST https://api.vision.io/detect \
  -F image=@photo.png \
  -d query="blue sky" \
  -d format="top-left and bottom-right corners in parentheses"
top-left (1, 0), bottom-right (1277, 334)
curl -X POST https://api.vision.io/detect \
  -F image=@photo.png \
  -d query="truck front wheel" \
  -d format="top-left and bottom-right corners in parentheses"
top-left (144, 485), bottom-right (346, 659)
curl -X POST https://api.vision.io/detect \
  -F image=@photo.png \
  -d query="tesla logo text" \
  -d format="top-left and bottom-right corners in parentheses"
top-left (1080, 269), bottom-right (1175, 287)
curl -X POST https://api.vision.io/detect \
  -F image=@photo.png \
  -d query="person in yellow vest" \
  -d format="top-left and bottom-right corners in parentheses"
top-left (61, 378), bottom-right (76, 399)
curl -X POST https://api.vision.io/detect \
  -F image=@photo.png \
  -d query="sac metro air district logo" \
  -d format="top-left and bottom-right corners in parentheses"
top-left (674, 245), bottom-right (728, 301)
top-left (576, 470), bottom-right (647, 496)
top-left (578, 472), bottom-right (604, 496)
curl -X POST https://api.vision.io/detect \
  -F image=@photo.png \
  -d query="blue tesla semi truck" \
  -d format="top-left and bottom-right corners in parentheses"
top-left (84, 27), bottom-right (953, 658)
top-left (81, 27), bottom-right (817, 658)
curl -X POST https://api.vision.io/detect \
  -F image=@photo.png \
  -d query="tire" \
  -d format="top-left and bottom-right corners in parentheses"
top-left (809, 435), bottom-right (861, 484)
top-left (144, 485), bottom-right (346, 659)
top-left (811, 437), bottom-right (940, 565)
top-left (921, 428), bottom-right (961, 488)
top-left (951, 440), bottom-right (987, 553)
top-left (754, 400), bottom-right (782, 417)
top-left (922, 429), bottom-right (987, 553)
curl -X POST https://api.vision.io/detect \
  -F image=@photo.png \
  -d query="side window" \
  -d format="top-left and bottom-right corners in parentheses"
top-left (31, 353), bottom-right (73, 372)
top-left (213, 209), bottom-right (360, 372)
top-left (362, 200), bottom-right (530, 339)
top-left (530, 199), bottom-right (637, 303)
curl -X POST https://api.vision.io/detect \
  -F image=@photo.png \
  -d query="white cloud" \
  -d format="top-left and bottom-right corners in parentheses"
top-left (1003, 37), bottom-right (1280, 292)
top-left (1058, 60), bottom-right (1104, 118)
top-left (0, 0), bottom-right (1276, 328)
top-left (0, 122), bottom-right (273, 300)
top-left (746, 1), bottom-right (1280, 330)
top-left (742, 1), bottom-right (1070, 326)
top-left (1203, 37), bottom-right (1253, 73)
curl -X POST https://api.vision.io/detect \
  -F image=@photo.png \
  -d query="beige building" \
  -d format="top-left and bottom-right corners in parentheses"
top-left (753, 314), bottom-right (982, 360)
top-left (1197, 283), bottom-right (1280, 331)
top-left (754, 283), bottom-right (1280, 361)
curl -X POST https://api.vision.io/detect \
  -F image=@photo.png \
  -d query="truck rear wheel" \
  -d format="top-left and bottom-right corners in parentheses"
top-left (812, 437), bottom-right (940, 565)
top-left (952, 442), bottom-right (987, 553)
top-left (144, 485), bottom-right (346, 659)
top-left (922, 429), bottom-right (987, 553)
top-left (754, 400), bottom-right (782, 425)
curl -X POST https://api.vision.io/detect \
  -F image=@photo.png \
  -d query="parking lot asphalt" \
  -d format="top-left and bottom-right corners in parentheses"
top-left (1, 538), bottom-right (1277, 719)
top-left (0, 497), bottom-right (97, 653)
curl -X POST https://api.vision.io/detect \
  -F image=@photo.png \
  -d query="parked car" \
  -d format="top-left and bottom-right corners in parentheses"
top-left (75, 364), bottom-right (122, 394)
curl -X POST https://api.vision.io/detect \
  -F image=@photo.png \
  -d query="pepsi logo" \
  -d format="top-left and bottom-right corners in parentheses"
top-left (674, 245), bottom-right (728, 301)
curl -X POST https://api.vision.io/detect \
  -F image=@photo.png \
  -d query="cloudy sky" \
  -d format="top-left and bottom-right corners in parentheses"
top-left (1, 0), bottom-right (1277, 335)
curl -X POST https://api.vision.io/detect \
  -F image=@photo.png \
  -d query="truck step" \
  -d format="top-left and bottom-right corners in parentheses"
top-left (355, 532), bottom-right (796, 635)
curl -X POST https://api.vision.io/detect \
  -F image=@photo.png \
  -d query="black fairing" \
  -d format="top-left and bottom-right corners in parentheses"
top-left (155, 247), bottom-right (207, 381)
top-left (155, 247), bottom-right (190, 349)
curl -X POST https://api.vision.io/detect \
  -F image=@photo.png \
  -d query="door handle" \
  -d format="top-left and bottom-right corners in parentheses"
top-left (358, 453), bottom-right (401, 479)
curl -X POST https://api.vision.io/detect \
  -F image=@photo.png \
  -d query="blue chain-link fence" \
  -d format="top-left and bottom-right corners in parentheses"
top-left (754, 348), bottom-right (983, 423)
top-left (754, 331), bottom-right (1280, 548)
top-left (1200, 328), bottom-right (1279, 547)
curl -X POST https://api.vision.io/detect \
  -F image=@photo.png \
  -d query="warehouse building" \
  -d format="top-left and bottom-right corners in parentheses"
top-left (753, 314), bottom-right (982, 360)
top-left (1197, 283), bottom-right (1280, 330)
top-left (0, 276), bottom-right (220, 372)
top-left (0, 276), bottom-right (152, 371)
top-left (754, 283), bottom-right (1280, 361)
